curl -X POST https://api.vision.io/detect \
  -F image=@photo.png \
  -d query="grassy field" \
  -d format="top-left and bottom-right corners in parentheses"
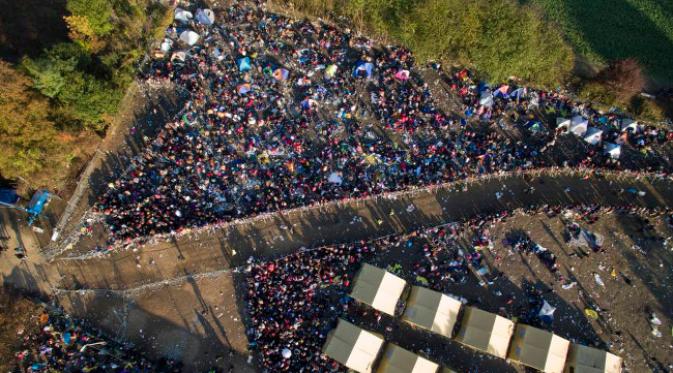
top-left (525, 0), bottom-right (673, 85)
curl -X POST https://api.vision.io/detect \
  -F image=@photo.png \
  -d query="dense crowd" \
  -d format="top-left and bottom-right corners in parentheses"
top-left (13, 310), bottom-right (181, 372)
top-left (95, 1), bottom-right (672, 242)
top-left (244, 202), bottom-right (669, 371)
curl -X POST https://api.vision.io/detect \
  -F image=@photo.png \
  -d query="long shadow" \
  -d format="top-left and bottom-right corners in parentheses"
top-left (54, 275), bottom-right (253, 372)
top-left (561, 0), bottom-right (673, 83)
top-left (86, 88), bottom-right (182, 206)
top-left (0, 0), bottom-right (69, 61)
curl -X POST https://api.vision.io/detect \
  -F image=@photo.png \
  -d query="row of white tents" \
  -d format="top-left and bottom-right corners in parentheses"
top-left (322, 264), bottom-right (622, 373)
top-left (557, 116), bottom-right (640, 160)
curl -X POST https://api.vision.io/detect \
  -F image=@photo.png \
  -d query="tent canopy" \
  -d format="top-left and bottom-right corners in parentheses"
top-left (350, 263), bottom-right (407, 316)
top-left (377, 343), bottom-right (439, 373)
top-left (402, 286), bottom-right (462, 338)
top-left (556, 117), bottom-right (571, 129)
top-left (479, 92), bottom-right (494, 108)
top-left (564, 344), bottom-right (622, 373)
top-left (620, 118), bottom-right (639, 132)
top-left (583, 127), bottom-right (603, 145)
top-left (508, 324), bottom-right (569, 373)
top-left (273, 68), bottom-right (289, 81)
top-left (174, 8), bottom-right (193, 23)
top-left (323, 319), bottom-right (384, 373)
top-left (353, 62), bottom-right (374, 79)
top-left (237, 57), bottom-right (252, 72)
top-left (179, 30), bottom-right (200, 46)
top-left (0, 188), bottom-right (19, 205)
top-left (395, 69), bottom-right (410, 81)
top-left (195, 8), bottom-right (215, 25)
top-left (604, 142), bottom-right (621, 159)
top-left (569, 116), bottom-right (588, 137)
top-left (455, 307), bottom-right (514, 358)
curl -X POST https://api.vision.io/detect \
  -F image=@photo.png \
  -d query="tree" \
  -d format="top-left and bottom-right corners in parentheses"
top-left (0, 61), bottom-right (66, 188)
top-left (64, 0), bottom-right (114, 53)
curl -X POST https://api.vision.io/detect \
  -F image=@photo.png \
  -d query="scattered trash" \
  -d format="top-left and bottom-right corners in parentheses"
top-left (561, 282), bottom-right (577, 290)
top-left (594, 273), bottom-right (605, 287)
top-left (584, 308), bottom-right (599, 320)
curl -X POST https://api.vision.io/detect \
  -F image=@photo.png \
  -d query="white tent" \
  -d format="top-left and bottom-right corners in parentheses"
top-left (620, 118), bottom-right (639, 132)
top-left (604, 142), bottom-right (621, 159)
top-left (350, 263), bottom-right (407, 316)
top-left (583, 127), bottom-right (603, 145)
top-left (160, 38), bottom-right (173, 52)
top-left (377, 344), bottom-right (439, 373)
top-left (179, 30), bottom-right (200, 46)
top-left (323, 319), bottom-right (384, 373)
top-left (569, 116), bottom-right (589, 137)
top-left (174, 8), bottom-right (193, 24)
top-left (507, 324), bottom-right (570, 373)
top-left (402, 286), bottom-right (462, 338)
top-left (171, 51), bottom-right (187, 62)
top-left (556, 117), bottom-right (571, 129)
top-left (564, 344), bottom-right (622, 373)
top-left (195, 8), bottom-right (215, 26)
top-left (479, 92), bottom-right (494, 108)
top-left (455, 307), bottom-right (514, 359)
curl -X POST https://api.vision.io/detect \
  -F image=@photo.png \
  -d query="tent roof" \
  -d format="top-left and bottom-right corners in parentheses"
top-left (402, 286), bottom-right (462, 338)
top-left (620, 118), bottom-right (638, 132)
top-left (195, 8), bottom-right (215, 25)
top-left (565, 344), bottom-right (622, 373)
top-left (174, 8), bottom-right (193, 23)
top-left (571, 115), bottom-right (588, 126)
top-left (377, 344), bottom-right (439, 373)
top-left (604, 142), bottom-right (621, 159)
top-left (583, 127), bottom-right (603, 145)
top-left (455, 307), bottom-right (514, 358)
top-left (568, 116), bottom-right (588, 137)
top-left (350, 264), bottom-right (407, 315)
top-left (556, 118), bottom-right (571, 128)
top-left (508, 324), bottom-right (569, 373)
top-left (179, 30), bottom-right (200, 46)
top-left (323, 319), bottom-right (384, 373)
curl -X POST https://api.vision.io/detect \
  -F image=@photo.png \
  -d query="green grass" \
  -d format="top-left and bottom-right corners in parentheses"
top-left (525, 0), bottom-right (673, 84)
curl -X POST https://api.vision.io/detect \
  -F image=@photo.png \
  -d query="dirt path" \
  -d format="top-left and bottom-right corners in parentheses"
top-left (2, 170), bottom-right (672, 371)
top-left (50, 171), bottom-right (673, 291)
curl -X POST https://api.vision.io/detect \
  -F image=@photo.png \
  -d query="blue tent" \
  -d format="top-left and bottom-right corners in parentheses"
top-left (352, 62), bottom-right (373, 79)
top-left (0, 188), bottom-right (18, 205)
top-left (26, 190), bottom-right (50, 216)
top-left (237, 57), bottom-right (252, 72)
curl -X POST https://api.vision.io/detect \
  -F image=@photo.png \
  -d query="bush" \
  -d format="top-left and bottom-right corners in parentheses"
top-left (600, 58), bottom-right (646, 103)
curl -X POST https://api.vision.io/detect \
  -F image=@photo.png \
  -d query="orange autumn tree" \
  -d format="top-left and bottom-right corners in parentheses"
top-left (0, 61), bottom-right (71, 189)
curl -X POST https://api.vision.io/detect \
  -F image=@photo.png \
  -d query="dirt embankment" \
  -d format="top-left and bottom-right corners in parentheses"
top-left (0, 287), bottom-right (43, 371)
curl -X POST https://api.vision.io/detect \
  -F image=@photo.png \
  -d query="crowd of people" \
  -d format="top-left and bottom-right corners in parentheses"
top-left (12, 309), bottom-right (181, 372)
top-left (94, 1), bottom-right (673, 242)
top-left (244, 202), bottom-right (670, 371)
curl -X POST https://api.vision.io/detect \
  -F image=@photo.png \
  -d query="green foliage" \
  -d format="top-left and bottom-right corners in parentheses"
top-left (21, 43), bottom-right (120, 132)
top-left (284, 0), bottom-right (574, 87)
top-left (66, 0), bottom-right (115, 37)
top-left (0, 0), bottom-right (171, 188)
top-left (526, 0), bottom-right (673, 84)
top-left (0, 61), bottom-right (69, 188)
